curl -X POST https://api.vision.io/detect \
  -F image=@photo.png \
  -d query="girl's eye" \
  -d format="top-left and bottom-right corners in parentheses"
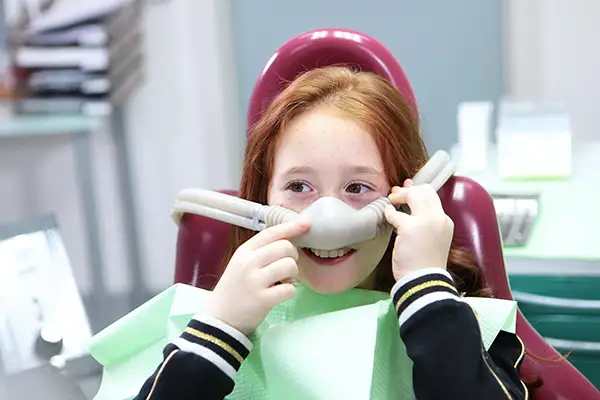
top-left (345, 182), bottom-right (372, 194)
top-left (285, 181), bottom-right (312, 193)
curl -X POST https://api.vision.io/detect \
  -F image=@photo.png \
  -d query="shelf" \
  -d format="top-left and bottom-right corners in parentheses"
top-left (0, 114), bottom-right (100, 138)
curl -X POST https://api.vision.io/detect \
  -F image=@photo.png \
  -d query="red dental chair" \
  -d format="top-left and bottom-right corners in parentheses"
top-left (174, 28), bottom-right (599, 399)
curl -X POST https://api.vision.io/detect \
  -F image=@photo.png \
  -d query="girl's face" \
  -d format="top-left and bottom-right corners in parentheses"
top-left (268, 107), bottom-right (393, 294)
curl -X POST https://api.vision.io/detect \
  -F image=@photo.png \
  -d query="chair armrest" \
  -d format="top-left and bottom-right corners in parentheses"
top-left (513, 291), bottom-right (600, 312)
top-left (546, 338), bottom-right (600, 355)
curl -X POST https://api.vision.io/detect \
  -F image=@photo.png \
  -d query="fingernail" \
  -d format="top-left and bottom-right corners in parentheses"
top-left (297, 219), bottom-right (310, 228)
top-left (385, 204), bottom-right (395, 213)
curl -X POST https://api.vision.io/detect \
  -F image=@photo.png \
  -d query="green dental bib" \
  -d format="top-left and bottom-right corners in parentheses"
top-left (89, 283), bottom-right (517, 400)
top-left (227, 284), bottom-right (414, 400)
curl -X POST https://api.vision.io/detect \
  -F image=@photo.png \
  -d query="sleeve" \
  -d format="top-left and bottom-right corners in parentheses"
top-left (391, 268), bottom-right (528, 400)
top-left (134, 314), bottom-right (253, 400)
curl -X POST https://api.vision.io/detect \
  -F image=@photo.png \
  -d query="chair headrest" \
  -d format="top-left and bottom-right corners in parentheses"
top-left (247, 28), bottom-right (416, 133)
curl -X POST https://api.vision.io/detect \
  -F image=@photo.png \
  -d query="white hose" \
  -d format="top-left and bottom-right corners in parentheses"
top-left (172, 200), bottom-right (266, 231)
top-left (176, 188), bottom-right (262, 220)
top-left (413, 150), bottom-right (452, 190)
top-left (170, 150), bottom-right (456, 247)
top-left (430, 160), bottom-right (456, 192)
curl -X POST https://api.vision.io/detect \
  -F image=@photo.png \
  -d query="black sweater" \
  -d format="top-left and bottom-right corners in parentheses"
top-left (134, 268), bottom-right (527, 399)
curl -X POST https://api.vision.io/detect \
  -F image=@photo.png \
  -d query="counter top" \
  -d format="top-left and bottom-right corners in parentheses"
top-left (452, 141), bottom-right (600, 267)
top-left (0, 114), bottom-right (100, 138)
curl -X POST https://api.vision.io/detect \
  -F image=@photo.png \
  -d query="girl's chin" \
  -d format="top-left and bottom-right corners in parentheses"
top-left (297, 251), bottom-right (374, 294)
top-left (298, 273), bottom-right (361, 295)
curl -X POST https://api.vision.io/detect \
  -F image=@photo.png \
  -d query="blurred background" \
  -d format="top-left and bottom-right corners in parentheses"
top-left (0, 0), bottom-right (598, 398)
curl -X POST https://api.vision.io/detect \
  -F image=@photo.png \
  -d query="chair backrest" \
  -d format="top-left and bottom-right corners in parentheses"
top-left (174, 28), bottom-right (599, 399)
top-left (439, 177), bottom-right (599, 398)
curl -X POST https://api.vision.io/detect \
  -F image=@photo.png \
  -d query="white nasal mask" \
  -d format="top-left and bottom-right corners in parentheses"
top-left (171, 150), bottom-right (456, 251)
top-left (275, 196), bottom-right (391, 250)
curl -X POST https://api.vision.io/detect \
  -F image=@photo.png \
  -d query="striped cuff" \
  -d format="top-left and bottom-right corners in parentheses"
top-left (171, 314), bottom-right (253, 380)
top-left (391, 268), bottom-right (460, 328)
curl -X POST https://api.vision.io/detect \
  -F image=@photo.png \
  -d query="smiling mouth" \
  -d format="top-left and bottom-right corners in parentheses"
top-left (302, 247), bottom-right (357, 266)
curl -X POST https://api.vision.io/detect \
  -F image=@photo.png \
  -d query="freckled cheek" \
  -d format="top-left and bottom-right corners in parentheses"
top-left (349, 198), bottom-right (376, 209)
top-left (281, 195), bottom-right (316, 212)
top-left (275, 192), bottom-right (383, 212)
top-left (268, 190), bottom-right (315, 211)
top-left (342, 191), bottom-right (387, 210)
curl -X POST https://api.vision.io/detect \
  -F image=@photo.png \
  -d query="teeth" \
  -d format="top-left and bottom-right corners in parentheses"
top-left (309, 248), bottom-right (352, 258)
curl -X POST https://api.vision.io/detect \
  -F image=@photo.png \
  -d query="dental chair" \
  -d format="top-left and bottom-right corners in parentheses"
top-left (174, 28), bottom-right (599, 399)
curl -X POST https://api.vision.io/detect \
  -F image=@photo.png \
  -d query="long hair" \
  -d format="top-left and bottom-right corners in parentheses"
top-left (224, 66), bottom-right (486, 294)
top-left (221, 66), bottom-right (541, 396)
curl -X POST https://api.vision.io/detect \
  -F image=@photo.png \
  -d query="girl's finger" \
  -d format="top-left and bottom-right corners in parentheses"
top-left (388, 185), bottom-right (442, 216)
top-left (384, 204), bottom-right (411, 230)
top-left (258, 257), bottom-right (298, 286)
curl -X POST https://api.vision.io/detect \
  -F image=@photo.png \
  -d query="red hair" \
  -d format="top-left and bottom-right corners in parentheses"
top-left (224, 66), bottom-right (486, 294)
top-left (221, 66), bottom-right (541, 396)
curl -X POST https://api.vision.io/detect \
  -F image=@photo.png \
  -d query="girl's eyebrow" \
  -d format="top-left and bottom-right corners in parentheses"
top-left (347, 165), bottom-right (384, 175)
top-left (281, 165), bottom-right (314, 176)
top-left (281, 164), bottom-right (384, 176)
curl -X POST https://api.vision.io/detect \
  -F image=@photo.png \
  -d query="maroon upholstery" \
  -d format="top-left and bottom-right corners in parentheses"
top-left (439, 178), bottom-right (599, 398)
top-left (174, 191), bottom-right (237, 290)
top-left (174, 28), bottom-right (599, 398)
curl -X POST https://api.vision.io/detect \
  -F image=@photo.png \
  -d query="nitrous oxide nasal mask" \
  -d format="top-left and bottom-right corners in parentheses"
top-left (172, 151), bottom-right (455, 250)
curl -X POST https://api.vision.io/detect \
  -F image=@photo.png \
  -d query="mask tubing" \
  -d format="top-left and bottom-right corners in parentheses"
top-left (363, 197), bottom-right (391, 220)
top-left (176, 188), bottom-right (263, 220)
top-left (172, 189), bottom-right (269, 231)
top-left (430, 161), bottom-right (456, 191)
top-left (260, 205), bottom-right (301, 227)
top-left (362, 197), bottom-right (396, 236)
top-left (413, 150), bottom-right (453, 190)
top-left (169, 149), bottom-right (456, 249)
top-left (172, 201), bottom-right (266, 231)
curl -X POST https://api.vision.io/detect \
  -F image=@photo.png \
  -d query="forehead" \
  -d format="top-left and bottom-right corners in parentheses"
top-left (273, 109), bottom-right (384, 171)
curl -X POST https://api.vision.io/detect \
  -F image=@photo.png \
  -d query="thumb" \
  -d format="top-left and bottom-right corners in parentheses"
top-left (384, 205), bottom-right (411, 231)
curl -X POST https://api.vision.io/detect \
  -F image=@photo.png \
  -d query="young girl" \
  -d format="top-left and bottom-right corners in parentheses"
top-left (134, 66), bottom-right (531, 399)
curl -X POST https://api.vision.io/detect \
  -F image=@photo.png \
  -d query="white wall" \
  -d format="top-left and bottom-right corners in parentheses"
top-left (0, 0), bottom-right (243, 297)
top-left (505, 0), bottom-right (600, 141)
top-left (123, 0), bottom-right (243, 293)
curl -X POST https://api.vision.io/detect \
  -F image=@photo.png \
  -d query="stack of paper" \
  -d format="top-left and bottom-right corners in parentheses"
top-left (11, 0), bottom-right (143, 116)
top-left (495, 100), bottom-right (573, 179)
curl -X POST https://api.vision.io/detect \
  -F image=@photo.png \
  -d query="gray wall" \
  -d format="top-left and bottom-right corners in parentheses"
top-left (230, 0), bottom-right (504, 152)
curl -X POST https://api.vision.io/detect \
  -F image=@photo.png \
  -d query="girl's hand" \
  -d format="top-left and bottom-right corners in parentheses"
top-left (204, 220), bottom-right (310, 336)
top-left (384, 179), bottom-right (454, 281)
